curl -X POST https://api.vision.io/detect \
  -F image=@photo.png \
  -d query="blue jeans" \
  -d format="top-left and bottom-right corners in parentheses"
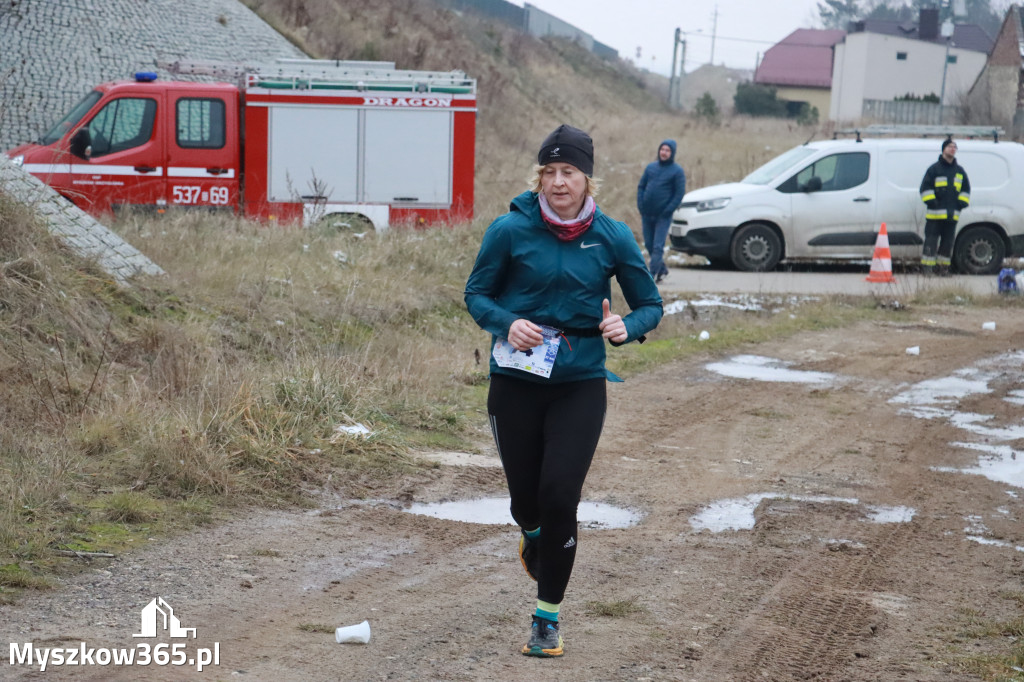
top-left (641, 213), bottom-right (672, 278)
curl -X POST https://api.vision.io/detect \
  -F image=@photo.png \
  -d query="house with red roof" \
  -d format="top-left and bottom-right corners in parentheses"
top-left (967, 5), bottom-right (1024, 139)
top-left (754, 28), bottom-right (846, 119)
top-left (830, 8), bottom-right (993, 122)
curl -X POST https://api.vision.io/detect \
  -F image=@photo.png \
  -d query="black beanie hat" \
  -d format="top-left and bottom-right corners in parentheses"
top-left (537, 124), bottom-right (594, 176)
top-left (942, 137), bottom-right (955, 152)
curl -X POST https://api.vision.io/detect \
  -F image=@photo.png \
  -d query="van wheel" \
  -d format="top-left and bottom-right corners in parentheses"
top-left (953, 226), bottom-right (1005, 275)
top-left (730, 223), bottom-right (782, 272)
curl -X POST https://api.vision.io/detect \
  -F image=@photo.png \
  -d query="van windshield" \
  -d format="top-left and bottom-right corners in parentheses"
top-left (39, 90), bottom-right (102, 145)
top-left (742, 146), bottom-right (818, 185)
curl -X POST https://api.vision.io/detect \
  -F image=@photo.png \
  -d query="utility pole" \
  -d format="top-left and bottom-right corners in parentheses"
top-left (709, 5), bottom-right (718, 65)
top-left (670, 29), bottom-right (680, 109)
top-left (677, 35), bottom-right (686, 109)
top-left (669, 29), bottom-right (686, 109)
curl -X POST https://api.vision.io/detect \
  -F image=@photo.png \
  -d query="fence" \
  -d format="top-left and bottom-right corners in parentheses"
top-left (862, 99), bottom-right (953, 125)
top-left (440, 0), bottom-right (525, 28)
top-left (436, 0), bottom-right (617, 60)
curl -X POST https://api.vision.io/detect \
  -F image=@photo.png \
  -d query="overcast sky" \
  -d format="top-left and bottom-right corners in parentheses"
top-left (512, 0), bottom-right (829, 75)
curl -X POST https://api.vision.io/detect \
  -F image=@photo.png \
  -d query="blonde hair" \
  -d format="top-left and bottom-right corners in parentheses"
top-left (529, 164), bottom-right (601, 198)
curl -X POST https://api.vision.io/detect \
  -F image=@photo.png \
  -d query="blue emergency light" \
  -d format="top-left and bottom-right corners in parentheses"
top-left (134, 72), bottom-right (158, 82)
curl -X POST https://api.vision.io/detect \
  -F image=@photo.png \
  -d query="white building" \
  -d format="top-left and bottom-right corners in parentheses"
top-left (829, 10), bottom-right (992, 122)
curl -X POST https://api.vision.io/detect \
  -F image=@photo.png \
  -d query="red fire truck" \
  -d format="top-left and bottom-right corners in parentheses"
top-left (4, 59), bottom-right (477, 229)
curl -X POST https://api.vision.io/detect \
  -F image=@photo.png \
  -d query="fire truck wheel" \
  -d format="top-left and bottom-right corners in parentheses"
top-left (314, 212), bottom-right (375, 233)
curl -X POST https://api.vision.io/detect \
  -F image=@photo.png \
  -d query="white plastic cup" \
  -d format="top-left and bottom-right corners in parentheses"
top-left (906, 346), bottom-right (920, 356)
top-left (982, 321), bottom-right (997, 331)
top-left (335, 620), bottom-right (371, 644)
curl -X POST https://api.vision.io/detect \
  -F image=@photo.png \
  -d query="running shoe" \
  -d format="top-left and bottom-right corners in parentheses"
top-left (518, 530), bottom-right (539, 581)
top-left (522, 615), bottom-right (563, 657)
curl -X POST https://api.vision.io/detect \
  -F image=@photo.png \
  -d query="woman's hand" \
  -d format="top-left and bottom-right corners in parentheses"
top-left (508, 318), bottom-right (544, 351)
top-left (599, 299), bottom-right (627, 344)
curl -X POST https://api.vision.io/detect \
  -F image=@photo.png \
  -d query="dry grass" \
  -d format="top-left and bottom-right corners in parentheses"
top-left (584, 597), bottom-right (647, 618)
top-left (951, 594), bottom-right (1024, 680)
top-left (0, 202), bottom-right (491, 588)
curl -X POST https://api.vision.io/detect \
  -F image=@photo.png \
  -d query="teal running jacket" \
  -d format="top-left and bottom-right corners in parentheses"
top-left (465, 191), bottom-right (663, 383)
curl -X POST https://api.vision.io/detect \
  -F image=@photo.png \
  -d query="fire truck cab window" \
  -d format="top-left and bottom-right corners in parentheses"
top-left (86, 98), bottom-right (157, 157)
top-left (41, 90), bottom-right (102, 145)
top-left (176, 98), bottom-right (226, 149)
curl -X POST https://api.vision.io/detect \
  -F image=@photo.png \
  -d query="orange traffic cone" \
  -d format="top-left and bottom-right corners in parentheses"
top-left (865, 222), bottom-right (895, 283)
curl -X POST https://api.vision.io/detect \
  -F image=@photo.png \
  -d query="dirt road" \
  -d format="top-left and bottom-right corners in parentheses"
top-left (3, 303), bottom-right (1024, 681)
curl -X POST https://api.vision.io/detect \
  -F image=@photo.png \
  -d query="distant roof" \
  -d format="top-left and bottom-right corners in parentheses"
top-left (754, 29), bottom-right (846, 89)
top-left (848, 19), bottom-right (993, 53)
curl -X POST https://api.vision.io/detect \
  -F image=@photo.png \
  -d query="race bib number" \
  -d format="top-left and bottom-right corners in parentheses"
top-left (492, 325), bottom-right (561, 378)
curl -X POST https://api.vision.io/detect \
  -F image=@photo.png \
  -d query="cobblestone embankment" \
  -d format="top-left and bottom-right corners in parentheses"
top-left (0, 157), bottom-right (164, 285)
top-left (0, 0), bottom-right (304, 151)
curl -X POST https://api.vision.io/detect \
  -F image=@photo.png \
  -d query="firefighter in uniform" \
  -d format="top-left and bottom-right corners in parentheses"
top-left (919, 138), bottom-right (970, 276)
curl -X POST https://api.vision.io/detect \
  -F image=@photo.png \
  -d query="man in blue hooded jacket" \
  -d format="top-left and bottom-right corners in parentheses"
top-left (636, 140), bottom-right (686, 283)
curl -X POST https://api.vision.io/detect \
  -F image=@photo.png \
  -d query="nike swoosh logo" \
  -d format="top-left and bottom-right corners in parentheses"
top-left (580, 242), bottom-right (601, 249)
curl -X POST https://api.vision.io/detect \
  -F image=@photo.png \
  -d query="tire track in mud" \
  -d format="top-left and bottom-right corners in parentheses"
top-left (693, 516), bottom-right (908, 681)
top-left (597, 358), bottom-right (891, 680)
top-left (676, 343), bottom-right (991, 680)
top-left (610, 342), bottom-right (928, 680)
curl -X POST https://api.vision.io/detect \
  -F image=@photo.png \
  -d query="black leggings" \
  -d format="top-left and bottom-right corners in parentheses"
top-left (487, 374), bottom-right (607, 604)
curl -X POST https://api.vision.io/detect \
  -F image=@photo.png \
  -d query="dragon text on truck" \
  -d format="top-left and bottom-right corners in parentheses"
top-left (4, 58), bottom-right (478, 229)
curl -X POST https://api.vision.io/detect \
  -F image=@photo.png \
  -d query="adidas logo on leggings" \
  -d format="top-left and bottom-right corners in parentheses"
top-left (563, 536), bottom-right (576, 549)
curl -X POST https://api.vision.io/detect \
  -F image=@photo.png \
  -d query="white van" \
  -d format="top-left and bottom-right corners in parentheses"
top-left (669, 132), bottom-right (1024, 274)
